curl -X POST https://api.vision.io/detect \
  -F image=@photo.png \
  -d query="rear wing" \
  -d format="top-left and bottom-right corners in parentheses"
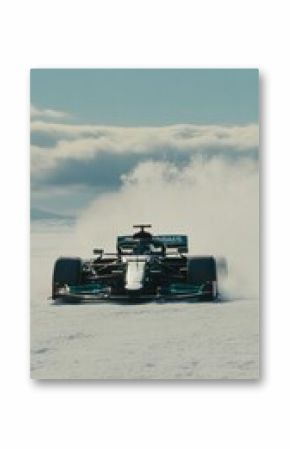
top-left (155, 235), bottom-right (188, 253)
top-left (117, 234), bottom-right (188, 253)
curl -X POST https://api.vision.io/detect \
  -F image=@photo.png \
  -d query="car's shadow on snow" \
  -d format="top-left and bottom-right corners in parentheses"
top-left (49, 296), bottom-right (232, 306)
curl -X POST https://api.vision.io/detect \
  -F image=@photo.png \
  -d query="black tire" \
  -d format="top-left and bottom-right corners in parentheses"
top-left (52, 257), bottom-right (82, 298)
top-left (187, 256), bottom-right (217, 300)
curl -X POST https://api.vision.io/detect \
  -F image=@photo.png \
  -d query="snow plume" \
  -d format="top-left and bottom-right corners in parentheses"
top-left (73, 156), bottom-right (259, 299)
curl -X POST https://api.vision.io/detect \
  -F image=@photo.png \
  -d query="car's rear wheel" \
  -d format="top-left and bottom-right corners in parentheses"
top-left (52, 257), bottom-right (82, 299)
top-left (187, 256), bottom-right (217, 300)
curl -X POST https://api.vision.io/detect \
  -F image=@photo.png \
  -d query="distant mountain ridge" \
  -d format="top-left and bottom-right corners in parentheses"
top-left (31, 208), bottom-right (75, 221)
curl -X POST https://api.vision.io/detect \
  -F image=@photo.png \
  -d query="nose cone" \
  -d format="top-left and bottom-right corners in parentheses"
top-left (125, 257), bottom-right (147, 291)
top-left (126, 282), bottom-right (143, 291)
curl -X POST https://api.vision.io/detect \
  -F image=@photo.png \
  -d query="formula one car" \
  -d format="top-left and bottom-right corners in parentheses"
top-left (51, 224), bottom-right (227, 303)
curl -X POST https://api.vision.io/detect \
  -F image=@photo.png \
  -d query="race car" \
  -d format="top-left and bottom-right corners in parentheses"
top-left (51, 224), bottom-right (227, 303)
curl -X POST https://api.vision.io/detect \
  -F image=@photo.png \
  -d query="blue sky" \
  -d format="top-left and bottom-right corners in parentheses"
top-left (30, 69), bottom-right (259, 217)
top-left (31, 69), bottom-right (258, 126)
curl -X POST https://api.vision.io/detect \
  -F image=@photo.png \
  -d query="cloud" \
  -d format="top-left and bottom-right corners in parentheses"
top-left (31, 121), bottom-right (259, 151)
top-left (31, 121), bottom-right (259, 189)
top-left (31, 105), bottom-right (71, 120)
top-left (36, 152), bottom-right (146, 188)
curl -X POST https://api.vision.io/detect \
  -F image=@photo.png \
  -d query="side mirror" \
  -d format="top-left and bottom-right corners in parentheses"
top-left (93, 248), bottom-right (103, 257)
top-left (178, 246), bottom-right (188, 254)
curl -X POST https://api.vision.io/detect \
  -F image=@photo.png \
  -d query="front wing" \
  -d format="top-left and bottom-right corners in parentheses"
top-left (50, 282), bottom-right (215, 302)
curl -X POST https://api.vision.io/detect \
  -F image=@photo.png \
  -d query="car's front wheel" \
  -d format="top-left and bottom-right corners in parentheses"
top-left (52, 257), bottom-right (82, 299)
top-left (187, 256), bottom-right (218, 300)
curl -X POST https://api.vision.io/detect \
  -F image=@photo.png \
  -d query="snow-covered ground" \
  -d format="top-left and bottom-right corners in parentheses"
top-left (31, 222), bottom-right (259, 380)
